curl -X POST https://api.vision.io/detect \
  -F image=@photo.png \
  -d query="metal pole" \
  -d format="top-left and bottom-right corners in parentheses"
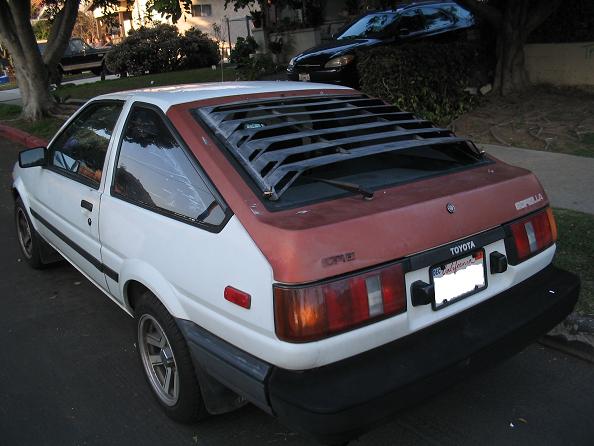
top-left (220, 21), bottom-right (224, 83)
top-left (246, 15), bottom-right (251, 37)
top-left (226, 17), bottom-right (232, 58)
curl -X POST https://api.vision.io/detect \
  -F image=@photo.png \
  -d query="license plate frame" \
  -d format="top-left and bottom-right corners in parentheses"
top-left (298, 73), bottom-right (311, 81)
top-left (430, 249), bottom-right (488, 310)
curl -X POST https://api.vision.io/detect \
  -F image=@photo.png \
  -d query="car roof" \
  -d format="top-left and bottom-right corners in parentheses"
top-left (94, 81), bottom-right (353, 112)
top-left (371, 0), bottom-right (459, 13)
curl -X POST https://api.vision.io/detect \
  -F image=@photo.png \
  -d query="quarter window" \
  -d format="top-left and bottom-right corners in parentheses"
top-left (113, 107), bottom-right (225, 226)
top-left (49, 101), bottom-right (123, 186)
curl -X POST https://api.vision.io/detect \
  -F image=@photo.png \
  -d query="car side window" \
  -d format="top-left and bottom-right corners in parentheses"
top-left (113, 107), bottom-right (226, 227)
top-left (398, 9), bottom-right (426, 34)
top-left (69, 39), bottom-right (84, 54)
top-left (422, 7), bottom-right (453, 31)
top-left (49, 102), bottom-right (123, 187)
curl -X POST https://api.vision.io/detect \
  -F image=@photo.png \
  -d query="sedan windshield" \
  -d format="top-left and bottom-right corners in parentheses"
top-left (337, 13), bottom-right (399, 40)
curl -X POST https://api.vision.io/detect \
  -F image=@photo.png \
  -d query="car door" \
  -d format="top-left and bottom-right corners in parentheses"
top-left (27, 101), bottom-right (124, 290)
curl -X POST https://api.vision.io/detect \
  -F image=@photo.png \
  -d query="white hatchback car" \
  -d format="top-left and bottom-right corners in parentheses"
top-left (12, 82), bottom-right (579, 444)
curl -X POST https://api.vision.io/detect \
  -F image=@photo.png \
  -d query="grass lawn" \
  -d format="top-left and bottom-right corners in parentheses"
top-left (0, 103), bottom-right (63, 141)
top-left (553, 208), bottom-right (594, 315)
top-left (56, 66), bottom-right (236, 100)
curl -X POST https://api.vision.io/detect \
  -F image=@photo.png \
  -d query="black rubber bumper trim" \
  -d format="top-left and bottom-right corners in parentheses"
top-left (267, 265), bottom-right (580, 444)
top-left (176, 319), bottom-right (273, 414)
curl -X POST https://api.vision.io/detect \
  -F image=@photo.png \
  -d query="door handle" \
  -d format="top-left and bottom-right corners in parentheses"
top-left (81, 200), bottom-right (93, 212)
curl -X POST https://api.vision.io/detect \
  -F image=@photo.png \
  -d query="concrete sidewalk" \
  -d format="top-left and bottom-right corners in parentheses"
top-left (480, 143), bottom-right (594, 215)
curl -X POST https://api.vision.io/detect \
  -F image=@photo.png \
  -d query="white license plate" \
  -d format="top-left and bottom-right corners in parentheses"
top-left (431, 250), bottom-right (486, 309)
top-left (298, 73), bottom-right (310, 81)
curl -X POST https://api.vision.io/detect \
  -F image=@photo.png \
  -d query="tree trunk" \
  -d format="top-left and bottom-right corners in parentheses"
top-left (456, 0), bottom-right (561, 97)
top-left (0, 0), bottom-right (80, 120)
top-left (13, 54), bottom-right (56, 121)
top-left (492, 1), bottom-right (530, 95)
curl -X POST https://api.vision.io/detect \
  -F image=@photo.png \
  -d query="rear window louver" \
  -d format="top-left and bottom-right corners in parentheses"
top-left (195, 94), bottom-right (480, 201)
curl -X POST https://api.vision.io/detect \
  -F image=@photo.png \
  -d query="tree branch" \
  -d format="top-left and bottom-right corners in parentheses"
top-left (526, 0), bottom-right (562, 33)
top-left (43, 0), bottom-right (80, 67)
top-left (455, 0), bottom-right (503, 29)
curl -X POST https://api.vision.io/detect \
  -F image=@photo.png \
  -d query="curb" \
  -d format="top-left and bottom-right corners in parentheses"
top-left (0, 123), bottom-right (48, 148)
top-left (543, 313), bottom-right (594, 363)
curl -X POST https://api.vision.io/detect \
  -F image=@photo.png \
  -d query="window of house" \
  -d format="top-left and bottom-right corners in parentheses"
top-left (113, 106), bottom-right (225, 227)
top-left (191, 4), bottom-right (212, 17)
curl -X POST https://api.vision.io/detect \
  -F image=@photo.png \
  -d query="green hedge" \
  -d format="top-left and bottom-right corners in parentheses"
top-left (357, 42), bottom-right (489, 125)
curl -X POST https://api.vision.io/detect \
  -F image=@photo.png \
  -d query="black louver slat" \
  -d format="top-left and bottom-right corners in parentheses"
top-left (196, 94), bottom-right (479, 201)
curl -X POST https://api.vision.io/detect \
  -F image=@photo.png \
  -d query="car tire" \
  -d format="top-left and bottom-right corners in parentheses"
top-left (135, 289), bottom-right (208, 423)
top-left (15, 197), bottom-right (44, 269)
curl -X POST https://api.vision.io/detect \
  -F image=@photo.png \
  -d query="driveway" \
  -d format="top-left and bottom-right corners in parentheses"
top-left (1, 138), bottom-right (593, 445)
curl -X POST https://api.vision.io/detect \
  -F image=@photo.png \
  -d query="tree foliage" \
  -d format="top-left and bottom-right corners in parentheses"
top-left (0, 0), bottom-right (195, 121)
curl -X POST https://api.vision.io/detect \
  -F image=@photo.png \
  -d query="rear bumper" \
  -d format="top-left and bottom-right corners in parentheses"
top-left (178, 264), bottom-right (579, 444)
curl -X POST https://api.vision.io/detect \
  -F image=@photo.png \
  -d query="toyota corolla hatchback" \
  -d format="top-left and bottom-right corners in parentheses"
top-left (12, 82), bottom-right (579, 444)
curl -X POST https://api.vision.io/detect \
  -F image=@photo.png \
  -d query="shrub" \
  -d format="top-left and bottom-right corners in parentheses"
top-left (33, 20), bottom-right (51, 41)
top-left (105, 24), bottom-right (182, 76)
top-left (180, 28), bottom-right (220, 69)
top-left (229, 36), bottom-right (258, 65)
top-left (357, 42), bottom-right (490, 125)
top-left (235, 53), bottom-right (278, 80)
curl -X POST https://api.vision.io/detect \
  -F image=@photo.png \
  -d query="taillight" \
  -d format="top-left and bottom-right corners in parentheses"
top-left (505, 207), bottom-right (557, 264)
top-left (274, 262), bottom-right (406, 342)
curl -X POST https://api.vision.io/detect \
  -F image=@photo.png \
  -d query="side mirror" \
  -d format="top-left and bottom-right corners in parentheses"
top-left (18, 147), bottom-right (47, 168)
top-left (399, 28), bottom-right (410, 37)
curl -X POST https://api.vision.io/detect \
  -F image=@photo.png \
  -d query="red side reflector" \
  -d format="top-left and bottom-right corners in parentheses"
top-left (224, 286), bottom-right (251, 309)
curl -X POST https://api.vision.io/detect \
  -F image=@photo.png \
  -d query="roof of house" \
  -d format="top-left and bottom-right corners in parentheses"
top-left (95, 81), bottom-right (353, 111)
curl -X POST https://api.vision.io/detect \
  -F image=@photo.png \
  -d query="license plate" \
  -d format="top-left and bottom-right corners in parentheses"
top-left (431, 250), bottom-right (486, 309)
top-left (298, 73), bottom-right (310, 81)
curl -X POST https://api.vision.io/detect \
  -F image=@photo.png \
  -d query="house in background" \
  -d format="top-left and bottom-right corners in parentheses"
top-left (92, 0), bottom-right (254, 56)
top-left (252, 0), bottom-right (355, 62)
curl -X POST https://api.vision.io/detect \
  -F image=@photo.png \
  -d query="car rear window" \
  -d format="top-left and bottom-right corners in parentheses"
top-left (193, 94), bottom-right (488, 210)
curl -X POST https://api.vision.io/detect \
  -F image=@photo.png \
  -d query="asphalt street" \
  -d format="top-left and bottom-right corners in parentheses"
top-left (1, 138), bottom-right (593, 446)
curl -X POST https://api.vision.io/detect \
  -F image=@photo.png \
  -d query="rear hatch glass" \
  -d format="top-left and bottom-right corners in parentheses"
top-left (193, 94), bottom-right (489, 210)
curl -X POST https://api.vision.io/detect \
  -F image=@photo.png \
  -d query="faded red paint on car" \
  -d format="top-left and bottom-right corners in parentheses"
top-left (168, 91), bottom-right (549, 284)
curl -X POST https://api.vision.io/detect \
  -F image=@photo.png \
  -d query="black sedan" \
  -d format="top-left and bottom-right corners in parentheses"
top-left (287, 1), bottom-right (475, 87)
